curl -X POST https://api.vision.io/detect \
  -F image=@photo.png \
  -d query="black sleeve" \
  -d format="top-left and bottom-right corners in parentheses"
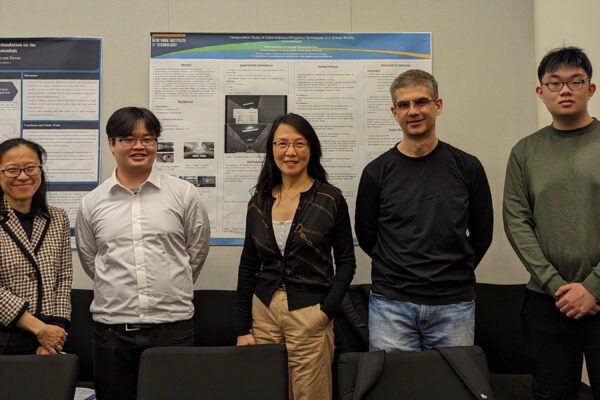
top-left (355, 168), bottom-right (380, 257)
top-left (236, 204), bottom-right (261, 336)
top-left (321, 195), bottom-right (356, 319)
top-left (466, 157), bottom-right (494, 267)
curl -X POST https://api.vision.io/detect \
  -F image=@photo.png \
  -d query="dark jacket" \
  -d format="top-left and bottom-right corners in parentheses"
top-left (236, 181), bottom-right (356, 336)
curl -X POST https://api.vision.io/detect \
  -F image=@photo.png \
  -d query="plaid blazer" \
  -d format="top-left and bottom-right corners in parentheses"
top-left (0, 196), bottom-right (72, 327)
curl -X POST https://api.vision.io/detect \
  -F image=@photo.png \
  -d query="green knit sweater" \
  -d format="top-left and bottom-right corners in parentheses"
top-left (503, 118), bottom-right (600, 299)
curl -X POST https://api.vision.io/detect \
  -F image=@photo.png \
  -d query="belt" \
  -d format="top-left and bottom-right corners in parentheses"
top-left (97, 322), bottom-right (156, 332)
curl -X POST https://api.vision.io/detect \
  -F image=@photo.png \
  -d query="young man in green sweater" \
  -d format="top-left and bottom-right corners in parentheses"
top-left (503, 46), bottom-right (600, 399)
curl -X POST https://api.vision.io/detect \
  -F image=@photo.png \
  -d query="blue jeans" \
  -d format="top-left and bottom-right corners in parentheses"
top-left (368, 292), bottom-right (475, 352)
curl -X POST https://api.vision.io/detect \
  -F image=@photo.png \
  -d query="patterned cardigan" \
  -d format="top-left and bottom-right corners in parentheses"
top-left (0, 195), bottom-right (72, 327)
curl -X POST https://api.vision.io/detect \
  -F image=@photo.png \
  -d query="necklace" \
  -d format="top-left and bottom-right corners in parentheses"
top-left (279, 190), bottom-right (300, 201)
top-left (276, 179), bottom-right (313, 205)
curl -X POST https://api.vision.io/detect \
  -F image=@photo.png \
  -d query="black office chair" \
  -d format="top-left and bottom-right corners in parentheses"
top-left (0, 353), bottom-right (79, 400)
top-left (337, 346), bottom-right (492, 400)
top-left (137, 344), bottom-right (288, 400)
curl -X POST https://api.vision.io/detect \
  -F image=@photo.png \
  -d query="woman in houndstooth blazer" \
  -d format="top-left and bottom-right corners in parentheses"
top-left (0, 138), bottom-right (72, 355)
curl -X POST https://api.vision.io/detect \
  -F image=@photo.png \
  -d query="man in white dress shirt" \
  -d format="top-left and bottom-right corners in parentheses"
top-left (75, 107), bottom-right (210, 400)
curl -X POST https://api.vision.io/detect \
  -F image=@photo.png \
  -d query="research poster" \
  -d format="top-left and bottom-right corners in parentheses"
top-left (0, 38), bottom-right (101, 246)
top-left (150, 33), bottom-right (431, 243)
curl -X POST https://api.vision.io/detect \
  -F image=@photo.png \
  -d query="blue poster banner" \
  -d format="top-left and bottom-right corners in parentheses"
top-left (151, 33), bottom-right (430, 60)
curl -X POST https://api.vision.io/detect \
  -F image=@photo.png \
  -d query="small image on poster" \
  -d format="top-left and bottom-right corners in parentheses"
top-left (225, 95), bottom-right (287, 154)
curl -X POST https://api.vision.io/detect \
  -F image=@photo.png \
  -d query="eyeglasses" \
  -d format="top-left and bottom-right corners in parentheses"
top-left (394, 97), bottom-right (437, 111)
top-left (0, 165), bottom-right (42, 178)
top-left (114, 137), bottom-right (158, 147)
top-left (273, 141), bottom-right (309, 151)
top-left (542, 79), bottom-right (591, 92)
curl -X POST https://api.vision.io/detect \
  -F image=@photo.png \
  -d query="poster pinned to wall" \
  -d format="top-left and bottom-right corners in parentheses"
top-left (149, 33), bottom-right (431, 244)
top-left (0, 38), bottom-right (102, 246)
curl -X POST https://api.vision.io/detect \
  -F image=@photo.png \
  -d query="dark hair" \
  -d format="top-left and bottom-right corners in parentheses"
top-left (106, 107), bottom-right (162, 140)
top-left (255, 113), bottom-right (327, 205)
top-left (390, 69), bottom-right (438, 104)
top-left (0, 138), bottom-right (48, 216)
top-left (537, 46), bottom-right (593, 83)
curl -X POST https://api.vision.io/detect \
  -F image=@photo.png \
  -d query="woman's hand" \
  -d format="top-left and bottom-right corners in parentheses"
top-left (237, 334), bottom-right (257, 346)
top-left (16, 311), bottom-right (67, 351)
top-left (36, 324), bottom-right (67, 351)
top-left (320, 310), bottom-right (330, 323)
top-left (36, 345), bottom-right (56, 355)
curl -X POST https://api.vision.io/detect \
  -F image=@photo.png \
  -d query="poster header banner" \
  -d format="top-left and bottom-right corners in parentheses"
top-left (0, 38), bottom-right (101, 71)
top-left (151, 33), bottom-right (430, 60)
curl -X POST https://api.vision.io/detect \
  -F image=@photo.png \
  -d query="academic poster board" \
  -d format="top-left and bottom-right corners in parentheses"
top-left (149, 33), bottom-right (431, 244)
top-left (0, 38), bottom-right (102, 246)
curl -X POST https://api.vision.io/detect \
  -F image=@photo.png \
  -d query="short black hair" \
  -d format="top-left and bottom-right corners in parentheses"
top-left (537, 46), bottom-right (593, 83)
top-left (106, 107), bottom-right (161, 140)
top-left (0, 138), bottom-right (48, 216)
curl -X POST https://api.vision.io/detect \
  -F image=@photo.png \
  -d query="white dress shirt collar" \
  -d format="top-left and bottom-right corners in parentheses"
top-left (107, 168), bottom-right (162, 193)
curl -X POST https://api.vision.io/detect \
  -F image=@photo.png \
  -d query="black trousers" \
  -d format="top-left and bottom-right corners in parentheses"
top-left (92, 319), bottom-right (194, 400)
top-left (523, 289), bottom-right (600, 400)
top-left (0, 325), bottom-right (38, 355)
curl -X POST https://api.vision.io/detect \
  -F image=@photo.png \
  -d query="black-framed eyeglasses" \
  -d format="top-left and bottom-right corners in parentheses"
top-left (394, 97), bottom-right (437, 111)
top-left (273, 141), bottom-right (309, 151)
top-left (0, 165), bottom-right (42, 178)
top-left (114, 137), bottom-right (158, 147)
top-left (542, 78), bottom-right (591, 92)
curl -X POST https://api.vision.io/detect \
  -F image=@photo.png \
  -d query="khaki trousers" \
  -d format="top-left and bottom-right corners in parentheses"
top-left (252, 291), bottom-right (334, 400)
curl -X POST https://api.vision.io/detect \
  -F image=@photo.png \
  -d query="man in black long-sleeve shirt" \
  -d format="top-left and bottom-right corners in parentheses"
top-left (355, 69), bottom-right (493, 352)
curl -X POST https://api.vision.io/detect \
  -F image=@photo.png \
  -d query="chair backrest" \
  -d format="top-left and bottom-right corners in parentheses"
top-left (192, 290), bottom-right (237, 346)
top-left (0, 353), bottom-right (79, 400)
top-left (337, 347), bottom-right (492, 400)
top-left (474, 283), bottom-right (530, 374)
top-left (137, 344), bottom-right (288, 400)
top-left (63, 288), bottom-right (95, 384)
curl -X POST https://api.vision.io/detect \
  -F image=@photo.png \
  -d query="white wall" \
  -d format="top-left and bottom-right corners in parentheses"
top-left (0, 0), bottom-right (537, 289)
top-left (534, 0), bottom-right (600, 129)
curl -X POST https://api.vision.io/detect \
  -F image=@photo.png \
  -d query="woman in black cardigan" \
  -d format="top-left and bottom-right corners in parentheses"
top-left (236, 113), bottom-right (356, 400)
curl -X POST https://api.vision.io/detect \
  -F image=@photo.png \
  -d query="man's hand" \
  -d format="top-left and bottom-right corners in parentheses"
top-left (236, 334), bottom-right (257, 346)
top-left (588, 303), bottom-right (600, 316)
top-left (36, 324), bottom-right (67, 351)
top-left (555, 283), bottom-right (599, 319)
